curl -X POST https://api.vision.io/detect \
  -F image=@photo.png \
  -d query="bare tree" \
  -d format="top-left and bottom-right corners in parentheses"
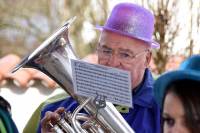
top-left (186, 0), bottom-right (200, 56)
top-left (135, 0), bottom-right (200, 73)
top-left (133, 0), bottom-right (181, 74)
top-left (60, 0), bottom-right (109, 57)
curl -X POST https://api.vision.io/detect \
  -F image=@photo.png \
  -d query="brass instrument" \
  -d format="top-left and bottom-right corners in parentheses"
top-left (12, 17), bottom-right (135, 133)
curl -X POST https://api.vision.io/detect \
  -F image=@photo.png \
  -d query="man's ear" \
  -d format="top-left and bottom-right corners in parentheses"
top-left (145, 50), bottom-right (152, 68)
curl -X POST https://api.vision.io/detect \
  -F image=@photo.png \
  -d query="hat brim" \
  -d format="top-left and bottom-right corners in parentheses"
top-left (154, 70), bottom-right (200, 107)
top-left (96, 25), bottom-right (160, 49)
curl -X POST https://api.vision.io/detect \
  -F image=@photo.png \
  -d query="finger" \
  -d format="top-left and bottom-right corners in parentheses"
top-left (41, 111), bottom-right (60, 128)
top-left (55, 107), bottom-right (65, 115)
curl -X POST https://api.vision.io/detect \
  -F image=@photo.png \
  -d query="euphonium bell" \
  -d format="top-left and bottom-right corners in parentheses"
top-left (12, 17), bottom-right (135, 133)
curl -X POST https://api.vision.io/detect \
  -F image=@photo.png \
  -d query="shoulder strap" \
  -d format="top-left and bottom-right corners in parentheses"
top-left (23, 92), bottom-right (69, 133)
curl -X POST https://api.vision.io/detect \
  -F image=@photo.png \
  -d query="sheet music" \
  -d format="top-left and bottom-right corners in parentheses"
top-left (71, 59), bottom-right (133, 107)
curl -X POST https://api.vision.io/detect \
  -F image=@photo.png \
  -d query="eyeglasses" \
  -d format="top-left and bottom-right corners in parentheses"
top-left (97, 46), bottom-right (149, 63)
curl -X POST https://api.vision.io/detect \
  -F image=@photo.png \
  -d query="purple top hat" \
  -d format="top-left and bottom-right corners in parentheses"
top-left (96, 3), bottom-right (159, 48)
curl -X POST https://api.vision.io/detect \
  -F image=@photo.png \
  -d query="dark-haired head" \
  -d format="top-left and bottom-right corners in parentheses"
top-left (162, 79), bottom-right (200, 133)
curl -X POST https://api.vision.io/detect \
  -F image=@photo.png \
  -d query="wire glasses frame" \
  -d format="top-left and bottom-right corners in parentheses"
top-left (97, 46), bottom-right (150, 63)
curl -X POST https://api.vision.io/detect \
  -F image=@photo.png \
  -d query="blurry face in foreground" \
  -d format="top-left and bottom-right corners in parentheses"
top-left (163, 92), bottom-right (190, 133)
top-left (97, 30), bottom-right (151, 89)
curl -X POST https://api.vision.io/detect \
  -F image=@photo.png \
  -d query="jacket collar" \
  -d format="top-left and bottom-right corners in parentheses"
top-left (132, 68), bottom-right (154, 108)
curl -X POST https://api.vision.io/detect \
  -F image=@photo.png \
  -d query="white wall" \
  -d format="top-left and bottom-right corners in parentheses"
top-left (0, 86), bottom-right (64, 132)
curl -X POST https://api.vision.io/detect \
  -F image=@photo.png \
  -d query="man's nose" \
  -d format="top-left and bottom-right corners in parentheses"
top-left (107, 54), bottom-right (121, 67)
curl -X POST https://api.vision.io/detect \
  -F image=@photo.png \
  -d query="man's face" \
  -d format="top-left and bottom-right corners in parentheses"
top-left (97, 30), bottom-right (151, 90)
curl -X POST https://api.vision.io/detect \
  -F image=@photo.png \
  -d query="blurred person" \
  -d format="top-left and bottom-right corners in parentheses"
top-left (154, 55), bottom-right (200, 133)
top-left (24, 3), bottom-right (161, 133)
top-left (0, 96), bottom-right (18, 133)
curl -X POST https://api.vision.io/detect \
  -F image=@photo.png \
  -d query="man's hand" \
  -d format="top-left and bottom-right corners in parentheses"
top-left (41, 107), bottom-right (65, 133)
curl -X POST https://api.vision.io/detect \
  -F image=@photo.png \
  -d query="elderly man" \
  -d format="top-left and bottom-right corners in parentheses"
top-left (37, 3), bottom-right (160, 133)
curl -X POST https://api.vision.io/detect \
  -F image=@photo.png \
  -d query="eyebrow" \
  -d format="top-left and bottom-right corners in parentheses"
top-left (163, 112), bottom-right (185, 118)
top-left (162, 113), bottom-right (170, 117)
top-left (118, 48), bottom-right (134, 54)
top-left (98, 43), bottom-right (135, 54)
top-left (100, 45), bottom-right (112, 50)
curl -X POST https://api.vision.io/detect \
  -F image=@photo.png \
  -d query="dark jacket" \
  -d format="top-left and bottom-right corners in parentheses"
top-left (37, 69), bottom-right (160, 133)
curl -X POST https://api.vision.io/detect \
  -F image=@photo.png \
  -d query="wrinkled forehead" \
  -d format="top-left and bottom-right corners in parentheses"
top-left (99, 30), bottom-right (150, 49)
